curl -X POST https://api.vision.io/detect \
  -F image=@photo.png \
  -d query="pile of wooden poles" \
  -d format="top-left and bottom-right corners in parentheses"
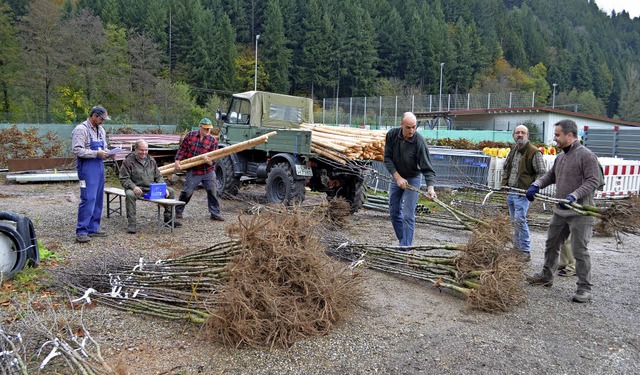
top-left (300, 123), bottom-right (387, 164)
top-left (157, 131), bottom-right (277, 175)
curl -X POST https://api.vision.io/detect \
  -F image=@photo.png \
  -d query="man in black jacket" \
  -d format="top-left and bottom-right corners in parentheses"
top-left (383, 112), bottom-right (436, 247)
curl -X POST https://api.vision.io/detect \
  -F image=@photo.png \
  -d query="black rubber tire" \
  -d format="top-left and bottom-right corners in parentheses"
top-left (19, 216), bottom-right (39, 267)
top-left (215, 155), bottom-right (240, 198)
top-left (0, 223), bottom-right (27, 280)
top-left (347, 178), bottom-right (367, 213)
top-left (265, 162), bottom-right (306, 205)
top-left (0, 212), bottom-right (39, 268)
top-left (333, 177), bottom-right (366, 213)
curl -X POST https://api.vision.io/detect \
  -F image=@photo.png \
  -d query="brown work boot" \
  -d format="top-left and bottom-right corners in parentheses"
top-left (526, 273), bottom-right (553, 287)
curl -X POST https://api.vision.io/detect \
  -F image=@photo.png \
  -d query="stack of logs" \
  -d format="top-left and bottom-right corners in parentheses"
top-left (300, 123), bottom-right (387, 164)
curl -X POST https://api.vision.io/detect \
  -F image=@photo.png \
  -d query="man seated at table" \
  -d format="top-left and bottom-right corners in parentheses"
top-left (119, 139), bottom-right (182, 234)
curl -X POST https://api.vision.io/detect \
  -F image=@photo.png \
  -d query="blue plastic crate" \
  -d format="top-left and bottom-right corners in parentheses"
top-left (143, 183), bottom-right (166, 199)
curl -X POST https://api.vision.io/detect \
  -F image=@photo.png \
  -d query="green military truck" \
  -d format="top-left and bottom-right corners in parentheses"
top-left (215, 91), bottom-right (366, 212)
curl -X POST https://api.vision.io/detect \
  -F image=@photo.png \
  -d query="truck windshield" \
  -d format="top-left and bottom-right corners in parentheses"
top-left (227, 98), bottom-right (251, 124)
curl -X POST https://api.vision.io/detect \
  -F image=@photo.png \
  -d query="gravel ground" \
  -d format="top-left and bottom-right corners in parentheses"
top-left (1, 174), bottom-right (639, 374)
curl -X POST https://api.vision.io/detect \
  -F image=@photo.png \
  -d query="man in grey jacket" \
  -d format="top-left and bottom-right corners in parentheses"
top-left (525, 119), bottom-right (600, 303)
top-left (119, 139), bottom-right (182, 234)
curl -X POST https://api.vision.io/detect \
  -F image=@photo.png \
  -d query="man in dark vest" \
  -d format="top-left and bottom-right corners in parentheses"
top-left (502, 124), bottom-right (546, 261)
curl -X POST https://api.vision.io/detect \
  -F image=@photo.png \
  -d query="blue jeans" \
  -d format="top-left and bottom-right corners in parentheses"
top-left (389, 175), bottom-right (421, 246)
top-left (507, 193), bottom-right (531, 253)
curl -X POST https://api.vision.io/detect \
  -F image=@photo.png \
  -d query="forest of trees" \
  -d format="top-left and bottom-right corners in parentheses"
top-left (1, 0), bottom-right (640, 128)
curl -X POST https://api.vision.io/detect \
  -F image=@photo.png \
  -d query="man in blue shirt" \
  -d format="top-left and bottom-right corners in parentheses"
top-left (383, 112), bottom-right (437, 247)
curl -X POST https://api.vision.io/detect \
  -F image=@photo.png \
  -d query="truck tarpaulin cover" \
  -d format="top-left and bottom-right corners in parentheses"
top-left (236, 91), bottom-right (314, 129)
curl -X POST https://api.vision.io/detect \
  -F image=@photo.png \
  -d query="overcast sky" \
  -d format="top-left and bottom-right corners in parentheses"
top-left (594, 0), bottom-right (640, 18)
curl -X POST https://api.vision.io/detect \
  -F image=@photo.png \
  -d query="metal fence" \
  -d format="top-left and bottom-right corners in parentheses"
top-left (317, 92), bottom-right (538, 128)
top-left (365, 148), bottom-right (491, 193)
top-left (583, 127), bottom-right (640, 160)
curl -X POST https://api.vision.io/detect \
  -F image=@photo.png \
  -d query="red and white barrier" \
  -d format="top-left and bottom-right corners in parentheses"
top-left (596, 158), bottom-right (640, 198)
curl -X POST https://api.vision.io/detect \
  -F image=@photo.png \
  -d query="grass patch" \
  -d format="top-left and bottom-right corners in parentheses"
top-left (1, 240), bottom-right (62, 319)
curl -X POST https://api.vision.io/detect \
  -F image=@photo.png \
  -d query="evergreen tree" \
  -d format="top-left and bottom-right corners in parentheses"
top-left (371, 0), bottom-right (405, 79)
top-left (298, 0), bottom-right (334, 98)
top-left (618, 64), bottom-right (640, 122)
top-left (340, 3), bottom-right (377, 96)
top-left (502, 10), bottom-right (527, 69)
top-left (451, 17), bottom-right (475, 93)
top-left (101, 0), bottom-right (121, 26)
top-left (221, 0), bottom-right (250, 43)
top-left (143, 0), bottom-right (169, 65)
top-left (572, 50), bottom-right (592, 91)
top-left (211, 14), bottom-right (238, 91)
top-left (261, 0), bottom-right (291, 93)
top-left (404, 12), bottom-right (425, 89)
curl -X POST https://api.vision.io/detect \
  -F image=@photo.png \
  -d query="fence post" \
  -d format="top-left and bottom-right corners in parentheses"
top-left (467, 93), bottom-right (470, 110)
top-left (411, 95), bottom-right (415, 113)
top-left (429, 95), bottom-right (432, 112)
top-left (394, 96), bottom-right (398, 127)
top-left (447, 94), bottom-right (451, 111)
top-left (322, 98), bottom-right (325, 124)
top-left (487, 93), bottom-right (491, 109)
top-left (531, 92), bottom-right (535, 107)
top-left (379, 96), bottom-right (382, 128)
top-left (364, 96), bottom-right (367, 127)
top-left (509, 92), bottom-right (512, 108)
top-left (349, 97), bottom-right (353, 126)
top-left (613, 125), bottom-right (619, 157)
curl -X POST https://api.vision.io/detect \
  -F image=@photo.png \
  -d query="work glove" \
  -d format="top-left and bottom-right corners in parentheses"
top-left (525, 184), bottom-right (539, 202)
top-left (559, 195), bottom-right (576, 209)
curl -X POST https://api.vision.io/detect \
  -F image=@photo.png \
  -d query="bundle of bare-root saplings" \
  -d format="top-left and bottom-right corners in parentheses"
top-left (59, 206), bottom-right (364, 350)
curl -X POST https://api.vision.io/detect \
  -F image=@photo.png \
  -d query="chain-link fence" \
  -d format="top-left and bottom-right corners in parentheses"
top-left (0, 111), bottom-right (190, 126)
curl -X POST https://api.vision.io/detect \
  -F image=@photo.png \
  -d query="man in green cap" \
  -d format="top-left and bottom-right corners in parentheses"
top-left (174, 118), bottom-right (224, 221)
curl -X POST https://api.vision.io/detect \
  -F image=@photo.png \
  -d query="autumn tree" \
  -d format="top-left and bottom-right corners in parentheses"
top-left (19, 0), bottom-right (68, 122)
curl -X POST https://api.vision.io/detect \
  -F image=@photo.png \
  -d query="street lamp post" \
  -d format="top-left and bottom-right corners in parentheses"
top-left (439, 62), bottom-right (445, 112)
top-left (552, 83), bottom-right (557, 109)
top-left (254, 34), bottom-right (260, 91)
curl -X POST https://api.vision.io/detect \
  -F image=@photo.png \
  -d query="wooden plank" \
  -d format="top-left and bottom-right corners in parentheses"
top-left (8, 158), bottom-right (76, 172)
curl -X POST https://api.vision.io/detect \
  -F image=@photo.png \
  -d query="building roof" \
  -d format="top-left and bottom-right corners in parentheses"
top-left (415, 107), bottom-right (640, 127)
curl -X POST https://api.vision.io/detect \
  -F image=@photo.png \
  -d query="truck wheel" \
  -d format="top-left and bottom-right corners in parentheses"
top-left (215, 156), bottom-right (240, 198)
top-left (347, 178), bottom-right (366, 213)
top-left (332, 177), bottom-right (366, 213)
top-left (266, 162), bottom-right (305, 205)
